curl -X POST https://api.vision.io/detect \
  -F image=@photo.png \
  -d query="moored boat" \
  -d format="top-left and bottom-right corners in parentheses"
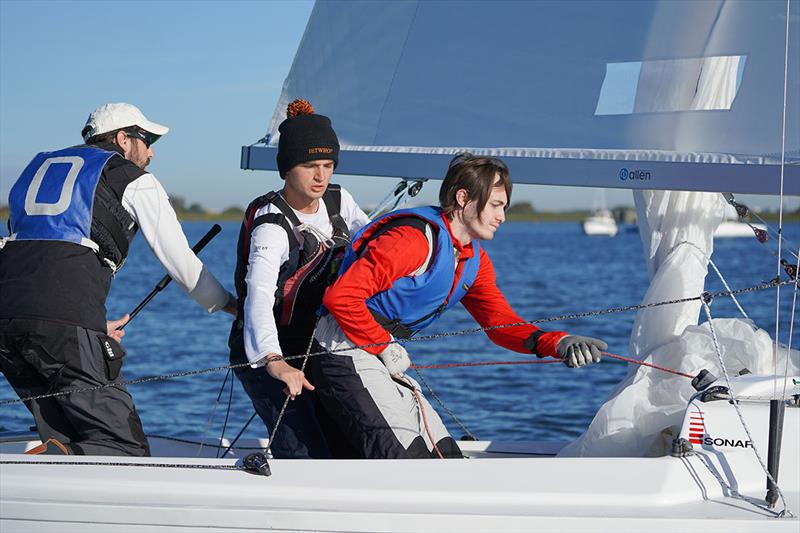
top-left (582, 208), bottom-right (619, 236)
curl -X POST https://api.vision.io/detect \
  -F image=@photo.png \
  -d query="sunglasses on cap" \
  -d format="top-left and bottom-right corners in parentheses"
top-left (125, 128), bottom-right (159, 148)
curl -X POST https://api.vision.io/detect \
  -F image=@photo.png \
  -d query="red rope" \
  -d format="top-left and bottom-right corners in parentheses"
top-left (411, 352), bottom-right (693, 380)
top-left (412, 359), bottom-right (559, 369)
top-left (602, 352), bottom-right (694, 379)
top-left (411, 386), bottom-right (444, 459)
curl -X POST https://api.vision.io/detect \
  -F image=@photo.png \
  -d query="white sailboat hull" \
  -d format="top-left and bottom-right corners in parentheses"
top-left (582, 216), bottom-right (619, 236)
top-left (2, 392), bottom-right (797, 532)
top-left (1, 447), bottom-right (796, 532)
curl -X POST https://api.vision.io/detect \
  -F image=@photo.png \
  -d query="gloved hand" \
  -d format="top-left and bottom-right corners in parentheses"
top-left (378, 343), bottom-right (411, 376)
top-left (556, 335), bottom-right (607, 368)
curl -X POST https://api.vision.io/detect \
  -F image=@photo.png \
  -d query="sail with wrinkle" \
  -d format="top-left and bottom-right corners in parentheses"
top-left (242, 0), bottom-right (799, 195)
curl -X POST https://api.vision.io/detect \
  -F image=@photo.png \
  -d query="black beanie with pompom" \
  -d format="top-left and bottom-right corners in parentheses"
top-left (276, 99), bottom-right (339, 178)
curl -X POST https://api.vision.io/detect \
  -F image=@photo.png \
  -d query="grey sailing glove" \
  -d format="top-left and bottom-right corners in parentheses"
top-left (556, 335), bottom-right (607, 368)
top-left (378, 343), bottom-right (411, 376)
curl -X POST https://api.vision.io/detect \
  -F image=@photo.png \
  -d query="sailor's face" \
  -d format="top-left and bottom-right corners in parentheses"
top-left (462, 181), bottom-right (507, 241)
top-left (119, 132), bottom-right (153, 170)
top-left (284, 160), bottom-right (334, 201)
top-left (128, 138), bottom-right (152, 169)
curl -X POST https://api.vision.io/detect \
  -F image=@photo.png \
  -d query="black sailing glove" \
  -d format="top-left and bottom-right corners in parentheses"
top-left (556, 335), bottom-right (607, 368)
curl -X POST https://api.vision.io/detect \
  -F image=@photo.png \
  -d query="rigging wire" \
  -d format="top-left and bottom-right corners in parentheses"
top-left (722, 193), bottom-right (799, 271)
top-left (216, 371), bottom-right (235, 458)
top-left (773, 0), bottom-right (791, 402)
top-left (263, 318), bottom-right (319, 458)
top-left (782, 246), bottom-right (800, 401)
top-left (675, 240), bottom-right (749, 319)
top-left (412, 367), bottom-right (478, 440)
top-left (0, 279), bottom-right (796, 407)
top-left (196, 369), bottom-right (230, 458)
top-left (700, 300), bottom-right (792, 517)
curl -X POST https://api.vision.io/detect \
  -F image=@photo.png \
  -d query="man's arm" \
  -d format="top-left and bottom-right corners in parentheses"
top-left (460, 248), bottom-right (567, 357)
top-left (322, 226), bottom-right (429, 354)
top-left (242, 222), bottom-right (290, 364)
top-left (121, 173), bottom-right (233, 313)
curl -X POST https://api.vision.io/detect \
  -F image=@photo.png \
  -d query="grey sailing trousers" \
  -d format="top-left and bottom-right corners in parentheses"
top-left (311, 315), bottom-right (462, 459)
top-left (0, 318), bottom-right (150, 456)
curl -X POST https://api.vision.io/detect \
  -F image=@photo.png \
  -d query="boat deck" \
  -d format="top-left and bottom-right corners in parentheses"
top-left (1, 434), bottom-right (797, 532)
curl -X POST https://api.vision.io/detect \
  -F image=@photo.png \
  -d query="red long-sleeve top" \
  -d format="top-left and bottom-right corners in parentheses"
top-left (322, 215), bottom-right (567, 357)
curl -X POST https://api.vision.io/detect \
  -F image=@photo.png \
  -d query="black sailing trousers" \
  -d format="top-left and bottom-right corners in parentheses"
top-left (0, 318), bottom-right (150, 456)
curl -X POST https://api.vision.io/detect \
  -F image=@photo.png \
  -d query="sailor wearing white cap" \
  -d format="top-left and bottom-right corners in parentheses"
top-left (0, 103), bottom-right (237, 457)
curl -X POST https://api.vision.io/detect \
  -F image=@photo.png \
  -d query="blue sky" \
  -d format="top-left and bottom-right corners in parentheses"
top-left (0, 0), bottom-right (795, 212)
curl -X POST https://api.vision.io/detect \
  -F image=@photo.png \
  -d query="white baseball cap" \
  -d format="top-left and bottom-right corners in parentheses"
top-left (81, 103), bottom-right (169, 142)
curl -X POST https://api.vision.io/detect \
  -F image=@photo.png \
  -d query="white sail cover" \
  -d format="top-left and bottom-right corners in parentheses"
top-left (242, 0), bottom-right (799, 195)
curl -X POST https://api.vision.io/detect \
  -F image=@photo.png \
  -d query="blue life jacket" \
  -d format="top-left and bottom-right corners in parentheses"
top-left (8, 146), bottom-right (136, 268)
top-left (337, 206), bottom-right (481, 338)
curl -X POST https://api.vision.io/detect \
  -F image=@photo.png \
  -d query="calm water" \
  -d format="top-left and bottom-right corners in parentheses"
top-left (2, 220), bottom-right (798, 443)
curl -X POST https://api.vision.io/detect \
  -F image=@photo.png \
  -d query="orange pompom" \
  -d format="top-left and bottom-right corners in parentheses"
top-left (286, 98), bottom-right (315, 118)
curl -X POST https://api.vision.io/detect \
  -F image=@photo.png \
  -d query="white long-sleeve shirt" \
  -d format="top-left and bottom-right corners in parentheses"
top-left (243, 187), bottom-right (369, 365)
top-left (121, 173), bottom-right (232, 313)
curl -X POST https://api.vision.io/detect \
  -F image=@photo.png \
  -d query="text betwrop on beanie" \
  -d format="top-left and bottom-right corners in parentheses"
top-left (276, 99), bottom-right (339, 178)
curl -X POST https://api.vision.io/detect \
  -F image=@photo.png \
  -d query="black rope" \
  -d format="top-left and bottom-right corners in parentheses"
top-left (216, 371), bottom-right (235, 458)
top-left (219, 412), bottom-right (258, 459)
top-left (0, 459), bottom-right (243, 470)
top-left (1, 279), bottom-right (794, 407)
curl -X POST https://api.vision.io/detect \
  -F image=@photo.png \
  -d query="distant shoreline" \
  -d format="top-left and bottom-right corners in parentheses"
top-left (1, 207), bottom-right (798, 224)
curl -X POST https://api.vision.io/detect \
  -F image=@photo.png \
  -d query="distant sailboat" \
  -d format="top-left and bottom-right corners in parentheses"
top-left (582, 190), bottom-right (618, 236)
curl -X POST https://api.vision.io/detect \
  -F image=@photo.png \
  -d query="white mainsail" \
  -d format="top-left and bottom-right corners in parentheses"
top-left (242, 0), bottom-right (798, 195)
top-left (241, 0), bottom-right (799, 457)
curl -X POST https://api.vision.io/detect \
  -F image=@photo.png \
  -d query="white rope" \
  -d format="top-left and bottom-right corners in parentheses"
top-left (676, 240), bottom-right (748, 319)
top-left (701, 300), bottom-right (792, 516)
top-left (295, 222), bottom-right (335, 248)
top-left (772, 0), bottom-right (791, 401)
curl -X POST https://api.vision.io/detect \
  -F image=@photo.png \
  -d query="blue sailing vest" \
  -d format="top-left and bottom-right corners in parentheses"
top-left (8, 146), bottom-right (116, 251)
top-left (337, 206), bottom-right (481, 338)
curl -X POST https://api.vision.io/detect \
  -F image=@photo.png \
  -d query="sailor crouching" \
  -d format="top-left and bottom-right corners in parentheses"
top-left (312, 154), bottom-right (607, 459)
top-left (0, 103), bottom-right (236, 456)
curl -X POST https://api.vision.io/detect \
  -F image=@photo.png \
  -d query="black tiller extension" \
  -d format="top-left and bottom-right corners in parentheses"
top-left (121, 224), bottom-right (222, 329)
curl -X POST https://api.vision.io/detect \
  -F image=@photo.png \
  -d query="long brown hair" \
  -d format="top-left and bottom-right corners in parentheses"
top-left (439, 153), bottom-right (512, 218)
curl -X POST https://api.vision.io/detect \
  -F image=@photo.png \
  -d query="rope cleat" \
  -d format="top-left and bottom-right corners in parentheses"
top-left (243, 452), bottom-right (271, 477)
